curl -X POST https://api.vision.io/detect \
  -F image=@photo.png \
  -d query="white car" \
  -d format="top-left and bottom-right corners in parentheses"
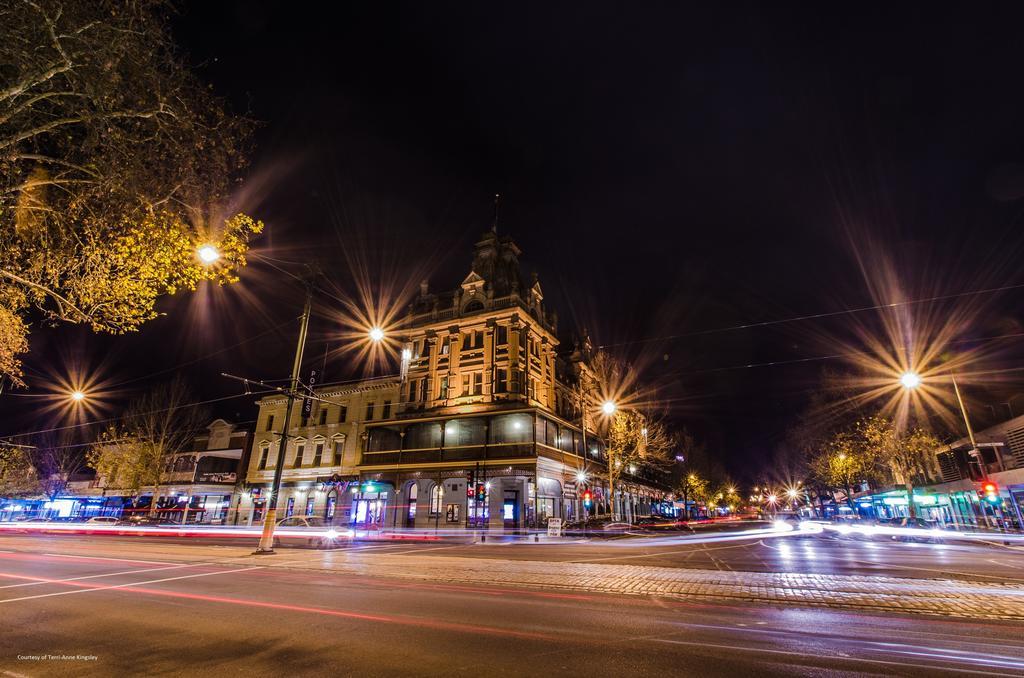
top-left (85, 516), bottom-right (119, 524)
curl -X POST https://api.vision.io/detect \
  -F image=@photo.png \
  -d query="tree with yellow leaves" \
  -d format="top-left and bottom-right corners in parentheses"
top-left (604, 409), bottom-right (674, 522)
top-left (1, 0), bottom-right (262, 386)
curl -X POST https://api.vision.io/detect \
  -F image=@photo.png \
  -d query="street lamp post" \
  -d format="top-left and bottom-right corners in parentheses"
top-left (254, 284), bottom-right (313, 554)
top-left (901, 370), bottom-right (999, 527)
top-left (600, 400), bottom-right (620, 520)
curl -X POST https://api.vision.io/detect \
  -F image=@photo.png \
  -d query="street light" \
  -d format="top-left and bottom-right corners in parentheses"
top-left (601, 400), bottom-right (617, 416)
top-left (197, 244), bottom-right (221, 264)
top-left (69, 390), bottom-right (86, 402)
top-left (899, 369), bottom-right (981, 482)
top-left (899, 370), bottom-right (922, 389)
top-left (368, 327), bottom-right (385, 343)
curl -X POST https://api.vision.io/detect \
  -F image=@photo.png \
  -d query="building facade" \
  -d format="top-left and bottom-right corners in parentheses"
top-left (854, 414), bottom-right (1024, 529)
top-left (236, 231), bottom-right (670, 530)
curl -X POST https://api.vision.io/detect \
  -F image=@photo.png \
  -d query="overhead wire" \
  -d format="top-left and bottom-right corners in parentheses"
top-left (598, 281), bottom-right (1024, 349)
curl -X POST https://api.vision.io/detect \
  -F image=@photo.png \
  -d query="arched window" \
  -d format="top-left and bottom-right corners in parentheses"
top-left (429, 484), bottom-right (444, 515)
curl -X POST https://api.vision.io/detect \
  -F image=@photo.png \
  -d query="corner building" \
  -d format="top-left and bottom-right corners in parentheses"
top-left (238, 231), bottom-right (669, 530)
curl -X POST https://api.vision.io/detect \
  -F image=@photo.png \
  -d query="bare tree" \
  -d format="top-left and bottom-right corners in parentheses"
top-left (88, 379), bottom-right (207, 515)
top-left (30, 432), bottom-right (87, 502)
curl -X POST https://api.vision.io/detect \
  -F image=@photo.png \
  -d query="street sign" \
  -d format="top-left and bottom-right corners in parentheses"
top-left (547, 517), bottom-right (563, 537)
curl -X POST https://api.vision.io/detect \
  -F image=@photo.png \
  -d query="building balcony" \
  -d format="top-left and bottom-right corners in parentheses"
top-left (359, 443), bottom-right (536, 468)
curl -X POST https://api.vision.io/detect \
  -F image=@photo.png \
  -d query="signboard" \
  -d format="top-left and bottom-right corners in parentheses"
top-left (303, 368), bottom-right (318, 418)
top-left (547, 517), bottom-right (563, 537)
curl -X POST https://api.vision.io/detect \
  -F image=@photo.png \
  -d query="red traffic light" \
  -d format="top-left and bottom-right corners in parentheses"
top-left (983, 482), bottom-right (997, 494)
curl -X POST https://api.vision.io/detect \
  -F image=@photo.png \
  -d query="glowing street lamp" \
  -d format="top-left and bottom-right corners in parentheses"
top-left (368, 327), bottom-right (385, 343)
top-left (899, 370), bottom-right (922, 390)
top-left (69, 390), bottom-right (86, 402)
top-left (786, 488), bottom-right (799, 499)
top-left (197, 244), bottom-right (221, 264)
top-left (601, 400), bottom-right (617, 416)
top-left (898, 369), bottom-right (981, 477)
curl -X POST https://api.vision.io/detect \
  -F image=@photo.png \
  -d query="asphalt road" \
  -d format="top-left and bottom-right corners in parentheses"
top-left (1, 535), bottom-right (1023, 676)
top-left (7, 525), bottom-right (1022, 584)
top-left (360, 532), bottom-right (1024, 585)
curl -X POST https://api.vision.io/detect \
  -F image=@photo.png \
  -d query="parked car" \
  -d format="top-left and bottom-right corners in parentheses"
top-left (889, 517), bottom-right (946, 543)
top-left (85, 516), bottom-right (119, 525)
top-left (275, 515), bottom-right (343, 548)
top-left (117, 515), bottom-right (171, 527)
top-left (277, 516), bottom-right (328, 529)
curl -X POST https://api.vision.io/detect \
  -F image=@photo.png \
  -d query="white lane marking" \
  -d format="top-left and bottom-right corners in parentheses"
top-left (41, 552), bottom-right (178, 566)
top-left (571, 539), bottom-right (758, 563)
top-left (388, 545), bottom-right (469, 555)
top-left (0, 563), bottom-right (201, 589)
top-left (0, 566), bottom-right (262, 605)
top-left (648, 638), bottom-right (1017, 676)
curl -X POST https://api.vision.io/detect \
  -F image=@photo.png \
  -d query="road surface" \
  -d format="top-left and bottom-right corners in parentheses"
top-left (1, 533), bottom-right (1023, 676)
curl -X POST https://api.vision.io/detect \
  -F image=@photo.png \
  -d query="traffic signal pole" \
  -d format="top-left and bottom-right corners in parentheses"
top-left (254, 285), bottom-right (313, 554)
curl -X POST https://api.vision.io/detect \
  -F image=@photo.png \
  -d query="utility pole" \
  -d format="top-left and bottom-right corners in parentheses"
top-left (254, 284), bottom-right (313, 554)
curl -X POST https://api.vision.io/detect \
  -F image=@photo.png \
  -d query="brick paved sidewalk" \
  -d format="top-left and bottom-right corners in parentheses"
top-left (250, 551), bottom-right (1024, 621)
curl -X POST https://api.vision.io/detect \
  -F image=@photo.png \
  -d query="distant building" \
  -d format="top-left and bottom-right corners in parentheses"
top-left (857, 414), bottom-right (1024, 528)
top-left (85, 418), bottom-right (253, 523)
top-left (235, 230), bottom-right (671, 530)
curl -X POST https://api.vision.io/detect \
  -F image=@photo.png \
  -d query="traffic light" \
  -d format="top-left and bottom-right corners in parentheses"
top-left (466, 475), bottom-right (475, 497)
top-left (476, 484), bottom-right (486, 501)
top-left (981, 482), bottom-right (1000, 504)
top-left (583, 490), bottom-right (593, 509)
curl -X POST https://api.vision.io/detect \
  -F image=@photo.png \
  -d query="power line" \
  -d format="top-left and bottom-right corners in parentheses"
top-left (0, 391), bottom-right (276, 443)
top-left (598, 281), bottom-right (1024, 349)
top-left (667, 331), bottom-right (1024, 378)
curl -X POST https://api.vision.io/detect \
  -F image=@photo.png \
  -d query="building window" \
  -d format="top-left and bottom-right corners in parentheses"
top-left (326, 496), bottom-right (336, 520)
top-left (439, 376), bottom-right (449, 399)
top-left (496, 325), bottom-right (508, 345)
top-left (257, 445), bottom-right (269, 470)
top-left (313, 443), bottom-right (324, 466)
top-left (266, 414), bottom-right (275, 431)
top-left (421, 339), bottom-right (431, 357)
top-left (511, 369), bottom-right (522, 394)
top-left (441, 338), bottom-right (450, 355)
top-left (332, 439), bottom-right (343, 466)
top-left (495, 368), bottom-right (507, 394)
top-left (294, 444), bottom-right (305, 468)
top-left (318, 409), bottom-right (327, 425)
top-left (429, 485), bottom-right (444, 515)
top-left (339, 405), bottom-right (348, 423)
top-left (285, 497), bottom-right (295, 518)
top-left (383, 400), bottom-right (392, 419)
top-left (461, 374), bottom-right (470, 396)
top-left (472, 372), bottom-right (483, 395)
top-left (305, 497), bottom-right (314, 516)
top-left (365, 402), bottom-right (375, 420)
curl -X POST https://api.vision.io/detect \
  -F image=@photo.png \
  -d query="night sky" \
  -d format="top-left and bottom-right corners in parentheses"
top-left (9, 2), bottom-right (1024, 480)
